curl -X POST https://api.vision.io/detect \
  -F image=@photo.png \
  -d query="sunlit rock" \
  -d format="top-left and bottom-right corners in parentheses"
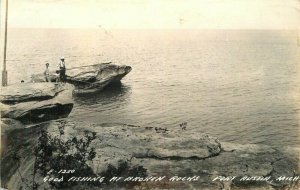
top-left (0, 83), bottom-right (74, 124)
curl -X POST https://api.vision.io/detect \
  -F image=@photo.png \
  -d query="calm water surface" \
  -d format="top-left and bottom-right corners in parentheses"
top-left (4, 29), bottom-right (300, 147)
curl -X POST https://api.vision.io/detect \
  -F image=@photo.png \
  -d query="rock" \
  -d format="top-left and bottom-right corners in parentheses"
top-left (0, 82), bottom-right (65, 104)
top-left (31, 62), bottom-right (132, 93)
top-left (1, 118), bottom-right (45, 187)
top-left (69, 122), bottom-right (298, 189)
top-left (1, 83), bottom-right (74, 124)
top-left (1, 119), bottom-right (25, 156)
top-left (84, 123), bottom-right (222, 175)
top-left (3, 121), bottom-right (299, 189)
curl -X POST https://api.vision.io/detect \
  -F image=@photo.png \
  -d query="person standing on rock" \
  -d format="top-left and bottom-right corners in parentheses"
top-left (58, 57), bottom-right (66, 82)
top-left (44, 63), bottom-right (50, 82)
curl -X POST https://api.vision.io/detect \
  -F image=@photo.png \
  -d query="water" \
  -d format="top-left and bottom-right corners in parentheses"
top-left (3, 29), bottom-right (300, 147)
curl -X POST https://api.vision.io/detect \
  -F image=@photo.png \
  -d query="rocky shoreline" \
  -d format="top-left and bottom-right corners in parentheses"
top-left (1, 119), bottom-right (299, 190)
top-left (1, 64), bottom-right (299, 189)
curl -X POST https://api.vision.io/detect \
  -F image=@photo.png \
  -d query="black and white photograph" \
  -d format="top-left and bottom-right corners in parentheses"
top-left (0, 0), bottom-right (300, 189)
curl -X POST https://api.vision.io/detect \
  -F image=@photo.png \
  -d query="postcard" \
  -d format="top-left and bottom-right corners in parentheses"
top-left (1, 0), bottom-right (299, 189)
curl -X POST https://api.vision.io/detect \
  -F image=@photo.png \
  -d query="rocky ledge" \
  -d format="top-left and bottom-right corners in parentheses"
top-left (0, 83), bottom-right (74, 124)
top-left (80, 123), bottom-right (300, 189)
top-left (31, 62), bottom-right (132, 93)
top-left (4, 121), bottom-right (299, 190)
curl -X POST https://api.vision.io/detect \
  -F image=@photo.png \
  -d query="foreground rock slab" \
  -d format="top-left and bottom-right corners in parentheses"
top-left (31, 62), bottom-right (132, 93)
top-left (3, 121), bottom-right (299, 190)
top-left (54, 122), bottom-right (300, 189)
top-left (1, 83), bottom-right (74, 124)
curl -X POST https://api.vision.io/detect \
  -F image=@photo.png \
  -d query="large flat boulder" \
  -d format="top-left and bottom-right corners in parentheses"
top-left (1, 83), bottom-right (74, 124)
top-left (66, 63), bottom-right (131, 82)
top-left (31, 62), bottom-right (132, 93)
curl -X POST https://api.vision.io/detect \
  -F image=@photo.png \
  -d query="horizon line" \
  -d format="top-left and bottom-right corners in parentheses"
top-left (6, 27), bottom-right (299, 31)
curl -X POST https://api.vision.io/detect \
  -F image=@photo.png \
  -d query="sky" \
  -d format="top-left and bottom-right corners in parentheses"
top-left (0, 0), bottom-right (300, 29)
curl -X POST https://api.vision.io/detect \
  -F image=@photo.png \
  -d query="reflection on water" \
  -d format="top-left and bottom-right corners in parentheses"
top-left (73, 82), bottom-right (131, 105)
top-left (69, 83), bottom-right (132, 124)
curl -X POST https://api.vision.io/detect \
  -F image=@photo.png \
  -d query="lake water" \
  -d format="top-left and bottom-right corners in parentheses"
top-left (3, 29), bottom-right (300, 147)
